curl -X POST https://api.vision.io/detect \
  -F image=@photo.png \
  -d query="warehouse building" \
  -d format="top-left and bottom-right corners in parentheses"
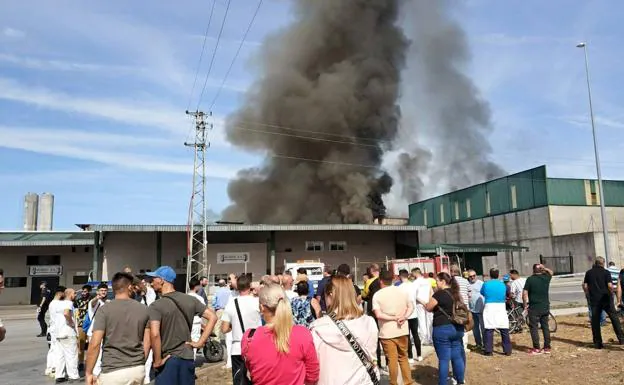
top-left (0, 223), bottom-right (421, 305)
top-left (409, 165), bottom-right (624, 276)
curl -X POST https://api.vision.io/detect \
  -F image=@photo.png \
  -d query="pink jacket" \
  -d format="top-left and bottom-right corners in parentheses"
top-left (242, 325), bottom-right (319, 385)
top-left (310, 315), bottom-right (380, 385)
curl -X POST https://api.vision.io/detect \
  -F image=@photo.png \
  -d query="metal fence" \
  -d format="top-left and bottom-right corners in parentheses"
top-left (539, 254), bottom-right (574, 275)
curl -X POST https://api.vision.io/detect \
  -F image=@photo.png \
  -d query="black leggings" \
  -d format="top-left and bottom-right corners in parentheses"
top-left (407, 318), bottom-right (422, 358)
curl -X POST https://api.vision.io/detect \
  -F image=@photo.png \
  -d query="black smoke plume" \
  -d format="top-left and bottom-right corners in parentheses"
top-left (222, 0), bottom-right (408, 224)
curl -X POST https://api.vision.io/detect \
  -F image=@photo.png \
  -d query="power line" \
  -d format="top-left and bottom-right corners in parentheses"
top-left (209, 0), bottom-right (264, 111)
top-left (196, 0), bottom-right (232, 112)
top-left (186, 0), bottom-right (217, 112)
top-left (271, 154), bottom-right (380, 169)
top-left (232, 125), bottom-right (380, 148)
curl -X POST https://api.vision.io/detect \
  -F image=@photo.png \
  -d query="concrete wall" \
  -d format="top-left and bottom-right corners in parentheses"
top-left (0, 246), bottom-right (92, 305)
top-left (275, 230), bottom-right (396, 282)
top-left (418, 207), bottom-right (552, 275)
top-left (101, 232), bottom-right (158, 280)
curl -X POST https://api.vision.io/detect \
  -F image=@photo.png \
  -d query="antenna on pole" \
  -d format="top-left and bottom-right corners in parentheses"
top-left (185, 110), bottom-right (211, 293)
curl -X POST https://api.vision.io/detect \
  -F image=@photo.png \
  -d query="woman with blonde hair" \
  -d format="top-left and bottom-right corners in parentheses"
top-left (242, 283), bottom-right (319, 385)
top-left (310, 275), bottom-right (380, 385)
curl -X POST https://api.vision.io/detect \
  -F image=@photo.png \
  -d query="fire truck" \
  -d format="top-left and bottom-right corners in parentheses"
top-left (386, 255), bottom-right (451, 277)
top-left (283, 260), bottom-right (325, 294)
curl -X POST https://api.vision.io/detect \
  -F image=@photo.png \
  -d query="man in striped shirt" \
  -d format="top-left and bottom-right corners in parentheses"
top-left (450, 265), bottom-right (471, 352)
top-left (608, 262), bottom-right (620, 308)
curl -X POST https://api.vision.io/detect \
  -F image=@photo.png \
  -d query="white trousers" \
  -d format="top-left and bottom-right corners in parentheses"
top-left (98, 365), bottom-right (145, 385)
top-left (89, 338), bottom-right (103, 376)
top-left (144, 350), bottom-right (153, 385)
top-left (192, 323), bottom-right (202, 360)
top-left (416, 306), bottom-right (433, 345)
top-left (47, 337), bottom-right (61, 371)
top-left (55, 336), bottom-right (79, 380)
top-left (226, 332), bottom-right (233, 368)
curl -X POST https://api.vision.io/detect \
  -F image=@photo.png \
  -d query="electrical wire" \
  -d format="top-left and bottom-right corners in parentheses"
top-left (270, 154), bottom-right (380, 169)
top-left (186, 0), bottom-right (217, 112)
top-left (232, 125), bottom-right (380, 148)
top-left (208, 0), bottom-right (264, 111)
top-left (196, 0), bottom-right (232, 111)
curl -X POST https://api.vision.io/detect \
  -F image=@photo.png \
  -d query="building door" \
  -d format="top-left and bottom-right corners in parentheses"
top-left (30, 276), bottom-right (60, 305)
top-left (174, 274), bottom-right (187, 293)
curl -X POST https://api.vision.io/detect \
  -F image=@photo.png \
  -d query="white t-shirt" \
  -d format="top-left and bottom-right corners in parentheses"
top-left (188, 291), bottom-right (207, 326)
top-left (510, 278), bottom-right (526, 303)
top-left (87, 299), bottom-right (106, 337)
top-left (414, 277), bottom-right (431, 304)
top-left (399, 281), bottom-right (418, 319)
top-left (49, 299), bottom-right (76, 338)
top-left (285, 289), bottom-right (298, 301)
top-left (221, 295), bottom-right (262, 355)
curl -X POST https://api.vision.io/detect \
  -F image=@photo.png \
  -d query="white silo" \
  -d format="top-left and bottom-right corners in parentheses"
top-left (37, 193), bottom-right (54, 231)
top-left (23, 193), bottom-right (39, 231)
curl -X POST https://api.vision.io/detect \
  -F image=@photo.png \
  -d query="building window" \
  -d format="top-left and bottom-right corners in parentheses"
top-left (4, 277), bottom-right (27, 288)
top-left (329, 241), bottom-right (347, 251)
top-left (26, 255), bottom-right (61, 266)
top-left (439, 204), bottom-right (445, 223)
top-left (72, 275), bottom-right (89, 285)
top-left (511, 184), bottom-right (518, 209)
top-left (590, 192), bottom-right (598, 205)
top-left (454, 202), bottom-right (460, 220)
top-left (423, 209), bottom-right (428, 226)
top-left (305, 241), bottom-right (324, 252)
top-left (466, 199), bottom-right (472, 218)
top-left (486, 191), bottom-right (491, 215)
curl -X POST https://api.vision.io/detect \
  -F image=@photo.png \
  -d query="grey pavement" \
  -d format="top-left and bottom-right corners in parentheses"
top-left (0, 318), bottom-right (52, 385)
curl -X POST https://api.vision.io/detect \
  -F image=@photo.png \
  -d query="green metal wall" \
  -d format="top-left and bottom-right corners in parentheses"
top-left (546, 178), bottom-right (586, 205)
top-left (408, 166), bottom-right (548, 228)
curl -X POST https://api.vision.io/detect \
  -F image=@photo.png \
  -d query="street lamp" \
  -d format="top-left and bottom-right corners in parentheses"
top-left (576, 41), bottom-right (610, 264)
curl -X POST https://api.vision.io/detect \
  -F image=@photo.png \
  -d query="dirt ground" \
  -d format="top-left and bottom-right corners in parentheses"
top-left (197, 314), bottom-right (624, 385)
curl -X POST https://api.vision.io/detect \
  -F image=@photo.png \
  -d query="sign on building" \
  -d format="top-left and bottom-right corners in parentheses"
top-left (217, 252), bottom-right (250, 264)
top-left (29, 265), bottom-right (63, 276)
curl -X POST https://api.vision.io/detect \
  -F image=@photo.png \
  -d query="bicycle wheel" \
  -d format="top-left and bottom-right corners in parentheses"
top-left (548, 312), bottom-right (558, 333)
top-left (203, 339), bottom-right (224, 363)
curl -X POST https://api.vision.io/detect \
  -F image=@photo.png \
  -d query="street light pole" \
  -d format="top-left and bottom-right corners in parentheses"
top-left (576, 42), bottom-right (610, 264)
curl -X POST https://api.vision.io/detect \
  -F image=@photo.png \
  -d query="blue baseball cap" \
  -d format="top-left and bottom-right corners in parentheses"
top-left (503, 274), bottom-right (510, 282)
top-left (146, 266), bottom-right (176, 283)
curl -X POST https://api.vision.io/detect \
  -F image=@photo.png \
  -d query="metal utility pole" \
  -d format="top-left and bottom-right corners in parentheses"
top-left (185, 110), bottom-right (211, 292)
top-left (576, 42), bottom-right (610, 264)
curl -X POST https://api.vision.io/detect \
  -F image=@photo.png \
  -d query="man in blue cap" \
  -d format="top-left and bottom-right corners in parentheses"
top-left (147, 266), bottom-right (217, 385)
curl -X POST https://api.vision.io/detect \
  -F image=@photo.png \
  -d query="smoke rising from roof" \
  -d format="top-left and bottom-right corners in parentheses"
top-left (222, 0), bottom-right (407, 224)
top-left (222, 0), bottom-right (503, 223)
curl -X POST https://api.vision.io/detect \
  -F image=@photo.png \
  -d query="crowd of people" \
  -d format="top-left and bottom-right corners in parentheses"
top-left (0, 254), bottom-right (623, 384)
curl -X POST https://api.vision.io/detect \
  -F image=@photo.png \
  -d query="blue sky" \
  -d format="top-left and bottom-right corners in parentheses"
top-left (1, 0), bottom-right (623, 230)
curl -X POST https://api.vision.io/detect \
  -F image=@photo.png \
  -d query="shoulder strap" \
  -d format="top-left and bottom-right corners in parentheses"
top-left (437, 290), bottom-right (455, 322)
top-left (162, 295), bottom-right (193, 332)
top-left (328, 313), bottom-right (379, 385)
top-left (234, 298), bottom-right (246, 332)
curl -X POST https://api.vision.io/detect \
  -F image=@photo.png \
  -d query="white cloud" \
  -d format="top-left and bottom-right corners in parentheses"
top-left (0, 77), bottom-right (232, 146)
top-left (0, 126), bottom-right (238, 179)
top-left (2, 27), bottom-right (25, 39)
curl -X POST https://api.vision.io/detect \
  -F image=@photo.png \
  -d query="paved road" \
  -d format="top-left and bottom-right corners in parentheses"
top-left (0, 318), bottom-right (51, 385)
top-left (549, 277), bottom-right (586, 308)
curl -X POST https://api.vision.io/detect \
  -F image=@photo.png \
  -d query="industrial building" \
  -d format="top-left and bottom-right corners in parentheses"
top-left (409, 165), bottom-right (624, 276)
top-left (0, 223), bottom-right (422, 305)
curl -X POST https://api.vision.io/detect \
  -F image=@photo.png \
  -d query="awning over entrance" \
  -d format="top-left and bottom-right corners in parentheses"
top-left (418, 243), bottom-right (529, 253)
top-left (0, 231), bottom-right (94, 246)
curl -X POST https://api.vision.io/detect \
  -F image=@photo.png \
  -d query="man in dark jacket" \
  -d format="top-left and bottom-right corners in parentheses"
top-left (583, 256), bottom-right (624, 349)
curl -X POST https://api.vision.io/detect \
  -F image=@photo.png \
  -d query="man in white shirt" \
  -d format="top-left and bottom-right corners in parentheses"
top-left (45, 286), bottom-right (65, 376)
top-left (411, 268), bottom-right (433, 346)
top-left (88, 283), bottom-right (109, 377)
top-left (188, 277), bottom-right (207, 360)
top-left (509, 270), bottom-right (527, 308)
top-left (51, 288), bottom-right (79, 382)
top-left (398, 269), bottom-right (422, 363)
top-left (221, 274), bottom-right (262, 384)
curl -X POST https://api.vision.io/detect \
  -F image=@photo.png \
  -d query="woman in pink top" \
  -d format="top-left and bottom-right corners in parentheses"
top-left (242, 284), bottom-right (320, 385)
top-left (310, 275), bottom-right (380, 385)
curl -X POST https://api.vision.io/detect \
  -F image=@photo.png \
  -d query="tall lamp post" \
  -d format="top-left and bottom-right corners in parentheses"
top-left (576, 42), bottom-right (610, 264)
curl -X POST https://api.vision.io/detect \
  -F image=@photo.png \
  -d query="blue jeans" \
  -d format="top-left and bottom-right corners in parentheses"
top-left (155, 356), bottom-right (195, 385)
top-left (433, 324), bottom-right (465, 385)
top-left (471, 312), bottom-right (484, 347)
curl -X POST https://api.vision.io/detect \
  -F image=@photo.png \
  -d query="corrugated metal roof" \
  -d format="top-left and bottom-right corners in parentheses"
top-left (79, 224), bottom-right (424, 232)
top-left (418, 243), bottom-right (529, 253)
top-left (0, 231), bottom-right (95, 246)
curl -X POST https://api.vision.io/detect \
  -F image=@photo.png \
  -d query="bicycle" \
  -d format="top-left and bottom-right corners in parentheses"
top-left (505, 303), bottom-right (557, 334)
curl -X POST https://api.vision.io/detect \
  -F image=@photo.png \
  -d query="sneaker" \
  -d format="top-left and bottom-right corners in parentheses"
top-left (417, 356), bottom-right (424, 362)
top-left (543, 348), bottom-right (552, 354)
top-left (408, 358), bottom-right (415, 365)
top-left (44, 369), bottom-right (52, 376)
top-left (528, 348), bottom-right (543, 355)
